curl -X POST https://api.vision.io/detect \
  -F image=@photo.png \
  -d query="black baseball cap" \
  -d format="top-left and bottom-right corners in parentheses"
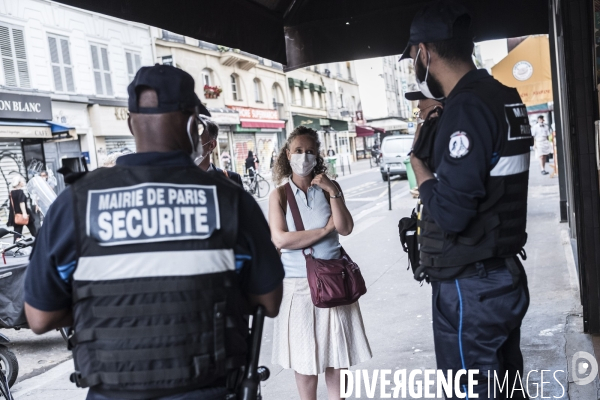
top-left (128, 64), bottom-right (210, 116)
top-left (400, 0), bottom-right (471, 60)
top-left (405, 91), bottom-right (428, 101)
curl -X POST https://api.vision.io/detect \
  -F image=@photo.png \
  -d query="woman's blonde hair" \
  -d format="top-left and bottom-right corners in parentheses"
top-left (272, 126), bottom-right (328, 186)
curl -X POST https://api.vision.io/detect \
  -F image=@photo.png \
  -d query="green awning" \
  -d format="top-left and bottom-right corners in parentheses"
top-left (309, 83), bottom-right (316, 92)
top-left (330, 118), bottom-right (348, 131)
top-left (292, 114), bottom-right (321, 130)
top-left (292, 115), bottom-right (348, 131)
top-left (319, 85), bottom-right (327, 93)
top-left (288, 77), bottom-right (301, 88)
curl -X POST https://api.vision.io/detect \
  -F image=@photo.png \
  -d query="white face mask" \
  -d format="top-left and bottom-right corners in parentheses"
top-left (186, 115), bottom-right (213, 166)
top-left (289, 153), bottom-right (317, 177)
top-left (414, 48), bottom-right (445, 101)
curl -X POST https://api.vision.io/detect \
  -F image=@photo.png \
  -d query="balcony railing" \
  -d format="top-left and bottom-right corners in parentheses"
top-left (162, 30), bottom-right (185, 43)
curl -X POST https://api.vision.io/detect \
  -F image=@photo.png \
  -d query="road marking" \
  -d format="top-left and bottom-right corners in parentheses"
top-left (12, 359), bottom-right (78, 399)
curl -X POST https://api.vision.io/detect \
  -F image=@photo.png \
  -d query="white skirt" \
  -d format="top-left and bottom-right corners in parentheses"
top-left (271, 278), bottom-right (372, 375)
top-left (535, 139), bottom-right (553, 158)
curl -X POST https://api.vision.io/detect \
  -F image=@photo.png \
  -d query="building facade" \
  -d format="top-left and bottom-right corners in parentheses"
top-left (355, 56), bottom-right (417, 154)
top-left (154, 30), bottom-right (288, 175)
top-left (286, 61), bottom-right (362, 162)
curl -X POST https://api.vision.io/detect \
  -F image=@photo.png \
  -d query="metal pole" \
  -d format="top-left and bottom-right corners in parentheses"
top-left (348, 154), bottom-right (351, 175)
top-left (341, 157), bottom-right (345, 176)
top-left (387, 165), bottom-right (392, 211)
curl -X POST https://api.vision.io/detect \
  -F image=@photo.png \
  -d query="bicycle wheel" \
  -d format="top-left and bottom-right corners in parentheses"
top-left (255, 178), bottom-right (270, 198)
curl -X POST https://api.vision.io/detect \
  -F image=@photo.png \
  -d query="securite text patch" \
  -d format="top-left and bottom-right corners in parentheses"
top-left (86, 183), bottom-right (220, 246)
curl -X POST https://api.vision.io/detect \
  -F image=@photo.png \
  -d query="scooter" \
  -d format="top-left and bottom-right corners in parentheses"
top-left (0, 332), bottom-right (17, 399)
top-left (0, 227), bottom-right (36, 399)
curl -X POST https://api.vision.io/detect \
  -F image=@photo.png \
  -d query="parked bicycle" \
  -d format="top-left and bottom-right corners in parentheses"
top-left (243, 167), bottom-right (270, 198)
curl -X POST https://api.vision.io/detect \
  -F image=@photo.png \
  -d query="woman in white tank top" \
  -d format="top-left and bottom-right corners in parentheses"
top-left (268, 126), bottom-right (371, 400)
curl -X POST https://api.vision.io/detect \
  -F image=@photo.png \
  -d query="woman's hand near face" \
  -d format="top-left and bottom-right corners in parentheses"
top-left (311, 174), bottom-right (338, 195)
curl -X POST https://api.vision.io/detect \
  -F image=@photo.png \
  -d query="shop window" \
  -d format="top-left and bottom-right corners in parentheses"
top-left (125, 51), bottom-right (142, 82)
top-left (231, 74), bottom-right (240, 101)
top-left (48, 34), bottom-right (75, 93)
top-left (90, 44), bottom-right (113, 96)
top-left (0, 24), bottom-right (30, 88)
top-left (253, 78), bottom-right (262, 102)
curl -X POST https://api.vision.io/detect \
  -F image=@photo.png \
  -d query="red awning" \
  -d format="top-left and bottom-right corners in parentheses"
top-left (240, 118), bottom-right (286, 129)
top-left (356, 125), bottom-right (374, 137)
top-left (356, 125), bottom-right (385, 137)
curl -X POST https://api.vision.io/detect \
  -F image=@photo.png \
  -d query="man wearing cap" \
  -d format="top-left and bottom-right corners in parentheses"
top-left (24, 65), bottom-right (284, 400)
top-left (402, 1), bottom-right (532, 398)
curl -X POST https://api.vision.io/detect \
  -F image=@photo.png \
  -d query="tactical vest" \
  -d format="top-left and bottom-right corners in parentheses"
top-left (68, 165), bottom-right (247, 397)
top-left (418, 77), bottom-right (532, 270)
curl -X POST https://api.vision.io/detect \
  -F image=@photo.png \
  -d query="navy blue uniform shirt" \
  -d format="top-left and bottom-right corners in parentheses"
top-left (24, 151), bottom-right (285, 400)
top-left (419, 69), bottom-right (499, 234)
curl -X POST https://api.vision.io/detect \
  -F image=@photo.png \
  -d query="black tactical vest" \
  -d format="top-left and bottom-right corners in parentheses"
top-left (68, 165), bottom-right (247, 397)
top-left (418, 76), bottom-right (532, 270)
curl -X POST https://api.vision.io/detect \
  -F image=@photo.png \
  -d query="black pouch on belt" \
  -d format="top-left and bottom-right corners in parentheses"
top-left (398, 209), bottom-right (420, 274)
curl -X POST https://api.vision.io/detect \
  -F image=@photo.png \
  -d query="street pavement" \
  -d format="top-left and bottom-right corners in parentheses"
top-left (7, 158), bottom-right (599, 399)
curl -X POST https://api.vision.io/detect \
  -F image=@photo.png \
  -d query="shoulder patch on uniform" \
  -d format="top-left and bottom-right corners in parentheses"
top-left (448, 131), bottom-right (471, 159)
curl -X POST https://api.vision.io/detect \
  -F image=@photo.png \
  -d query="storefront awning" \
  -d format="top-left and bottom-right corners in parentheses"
top-left (47, 121), bottom-right (76, 137)
top-left (491, 36), bottom-right (553, 107)
top-left (356, 125), bottom-right (385, 137)
top-left (0, 120), bottom-right (77, 139)
top-left (240, 118), bottom-right (285, 129)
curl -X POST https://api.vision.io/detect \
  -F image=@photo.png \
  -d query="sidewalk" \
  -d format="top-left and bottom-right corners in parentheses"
top-left (10, 159), bottom-right (599, 399)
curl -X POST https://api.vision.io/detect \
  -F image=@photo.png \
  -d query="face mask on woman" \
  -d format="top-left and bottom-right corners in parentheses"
top-left (289, 153), bottom-right (317, 177)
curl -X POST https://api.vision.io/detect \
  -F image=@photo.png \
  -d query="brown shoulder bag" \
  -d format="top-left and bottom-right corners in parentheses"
top-left (10, 191), bottom-right (29, 226)
top-left (284, 182), bottom-right (366, 308)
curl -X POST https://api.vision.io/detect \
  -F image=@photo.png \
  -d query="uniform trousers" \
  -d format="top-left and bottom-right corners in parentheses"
top-left (432, 266), bottom-right (529, 400)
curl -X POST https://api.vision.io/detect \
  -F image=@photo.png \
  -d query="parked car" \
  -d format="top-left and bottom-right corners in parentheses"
top-left (380, 135), bottom-right (414, 181)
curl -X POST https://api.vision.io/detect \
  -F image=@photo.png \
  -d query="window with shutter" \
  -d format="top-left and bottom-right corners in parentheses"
top-left (90, 44), bottom-right (113, 96)
top-left (48, 34), bottom-right (75, 93)
top-left (125, 51), bottom-right (142, 82)
top-left (0, 24), bottom-right (30, 88)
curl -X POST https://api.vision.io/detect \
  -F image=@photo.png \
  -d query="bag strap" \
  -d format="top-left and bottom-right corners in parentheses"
top-left (284, 182), bottom-right (305, 231)
top-left (277, 185), bottom-right (287, 215)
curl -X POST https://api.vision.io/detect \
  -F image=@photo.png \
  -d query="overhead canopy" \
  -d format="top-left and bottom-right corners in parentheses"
top-left (52, 0), bottom-right (548, 70)
top-left (356, 125), bottom-right (385, 137)
top-left (491, 35), bottom-right (553, 107)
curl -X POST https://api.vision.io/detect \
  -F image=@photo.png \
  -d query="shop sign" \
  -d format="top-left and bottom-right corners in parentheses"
top-left (0, 93), bottom-right (52, 120)
top-left (512, 61), bottom-right (533, 81)
top-left (114, 107), bottom-right (129, 120)
top-left (210, 111), bottom-right (241, 125)
top-left (227, 106), bottom-right (278, 120)
top-left (0, 125), bottom-right (52, 139)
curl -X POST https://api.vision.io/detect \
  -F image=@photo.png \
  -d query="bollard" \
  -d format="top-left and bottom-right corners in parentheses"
top-left (387, 165), bottom-right (392, 211)
top-left (348, 155), bottom-right (352, 175)
top-left (340, 158), bottom-right (345, 176)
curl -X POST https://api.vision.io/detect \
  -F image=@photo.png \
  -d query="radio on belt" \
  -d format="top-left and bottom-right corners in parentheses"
top-left (86, 183), bottom-right (220, 246)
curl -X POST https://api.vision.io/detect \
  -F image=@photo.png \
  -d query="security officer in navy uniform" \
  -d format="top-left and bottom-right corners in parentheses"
top-left (24, 65), bottom-right (284, 400)
top-left (402, 2), bottom-right (531, 398)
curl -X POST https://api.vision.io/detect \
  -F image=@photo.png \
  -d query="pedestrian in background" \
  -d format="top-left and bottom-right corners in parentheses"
top-left (9, 176), bottom-right (36, 243)
top-left (268, 126), bottom-right (371, 400)
top-left (531, 115), bottom-right (552, 175)
top-left (327, 146), bottom-right (336, 156)
top-left (245, 150), bottom-right (259, 181)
